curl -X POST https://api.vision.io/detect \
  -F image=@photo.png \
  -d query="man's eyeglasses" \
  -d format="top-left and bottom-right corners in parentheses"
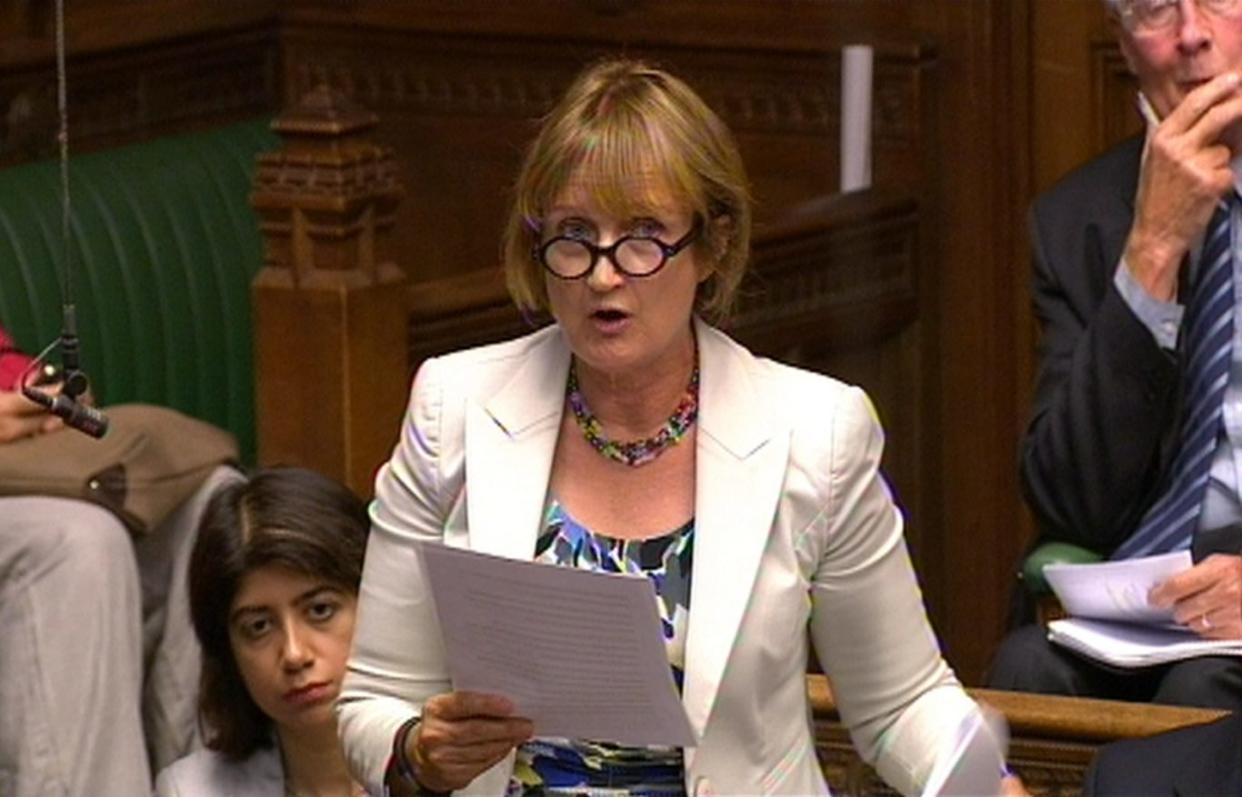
top-left (536, 222), bottom-right (700, 280)
top-left (1117, 0), bottom-right (1242, 34)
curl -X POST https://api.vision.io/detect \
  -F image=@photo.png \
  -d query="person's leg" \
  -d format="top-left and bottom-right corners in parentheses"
top-left (986, 624), bottom-right (1109, 695)
top-left (0, 497), bottom-right (149, 797)
top-left (1152, 656), bottom-right (1242, 710)
top-left (985, 624), bottom-right (1167, 699)
top-left (134, 464), bottom-right (243, 773)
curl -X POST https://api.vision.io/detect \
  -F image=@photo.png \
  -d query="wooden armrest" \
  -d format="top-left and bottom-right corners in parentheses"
top-left (807, 674), bottom-right (1229, 796)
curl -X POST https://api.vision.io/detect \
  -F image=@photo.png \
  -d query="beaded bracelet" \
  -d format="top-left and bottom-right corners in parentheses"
top-left (385, 717), bottom-right (450, 797)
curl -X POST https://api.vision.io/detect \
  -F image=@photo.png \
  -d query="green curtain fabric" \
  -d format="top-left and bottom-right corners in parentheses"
top-left (0, 118), bottom-right (278, 463)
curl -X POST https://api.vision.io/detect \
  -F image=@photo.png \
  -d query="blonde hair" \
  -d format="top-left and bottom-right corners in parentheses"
top-left (502, 59), bottom-right (752, 322)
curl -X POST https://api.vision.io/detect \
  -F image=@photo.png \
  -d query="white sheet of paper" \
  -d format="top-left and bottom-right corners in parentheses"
top-left (920, 705), bottom-right (1008, 797)
top-left (1043, 551), bottom-right (1191, 624)
top-left (417, 542), bottom-right (698, 747)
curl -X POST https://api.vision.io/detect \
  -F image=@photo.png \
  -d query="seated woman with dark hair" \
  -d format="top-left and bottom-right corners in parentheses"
top-left (154, 467), bottom-right (369, 797)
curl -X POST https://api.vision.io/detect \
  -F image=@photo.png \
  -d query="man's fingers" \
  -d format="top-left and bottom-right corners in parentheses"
top-left (1150, 566), bottom-right (1209, 607)
top-left (1150, 554), bottom-right (1236, 605)
top-left (1171, 595), bottom-right (1213, 625)
top-left (1174, 603), bottom-right (1239, 639)
top-left (1185, 91), bottom-right (1242, 148)
top-left (1165, 72), bottom-right (1242, 133)
top-left (1152, 555), bottom-right (1242, 631)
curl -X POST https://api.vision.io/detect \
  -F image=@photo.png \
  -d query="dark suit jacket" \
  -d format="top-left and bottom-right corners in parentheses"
top-left (1022, 134), bottom-right (1186, 555)
top-left (1084, 713), bottom-right (1242, 796)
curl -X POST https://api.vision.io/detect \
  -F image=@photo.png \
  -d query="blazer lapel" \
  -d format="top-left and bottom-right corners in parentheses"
top-left (682, 321), bottom-right (789, 742)
top-left (464, 329), bottom-right (569, 561)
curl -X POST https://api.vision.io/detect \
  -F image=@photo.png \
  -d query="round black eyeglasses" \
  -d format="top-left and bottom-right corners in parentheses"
top-left (536, 222), bottom-right (701, 280)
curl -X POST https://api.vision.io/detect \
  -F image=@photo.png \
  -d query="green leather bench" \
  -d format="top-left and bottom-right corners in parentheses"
top-left (0, 119), bottom-right (278, 462)
top-left (1022, 541), bottom-right (1103, 595)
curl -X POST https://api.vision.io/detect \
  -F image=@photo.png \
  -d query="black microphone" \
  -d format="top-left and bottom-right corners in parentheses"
top-left (21, 385), bottom-right (109, 438)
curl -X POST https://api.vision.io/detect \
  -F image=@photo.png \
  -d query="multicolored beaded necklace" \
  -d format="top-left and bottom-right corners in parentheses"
top-left (566, 354), bottom-right (700, 467)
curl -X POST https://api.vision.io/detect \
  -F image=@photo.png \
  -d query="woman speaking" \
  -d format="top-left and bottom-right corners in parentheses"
top-left (339, 59), bottom-right (1003, 797)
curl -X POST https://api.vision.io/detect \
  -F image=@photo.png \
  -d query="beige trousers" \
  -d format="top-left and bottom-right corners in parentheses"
top-left (0, 465), bottom-right (240, 797)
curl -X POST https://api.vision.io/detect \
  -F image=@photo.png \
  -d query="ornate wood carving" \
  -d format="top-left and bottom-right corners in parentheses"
top-left (290, 46), bottom-right (921, 139)
top-left (278, 27), bottom-right (935, 291)
top-left (0, 26), bottom-right (278, 166)
top-left (739, 191), bottom-right (918, 344)
top-left (283, 33), bottom-right (928, 151)
top-left (251, 86), bottom-right (408, 495)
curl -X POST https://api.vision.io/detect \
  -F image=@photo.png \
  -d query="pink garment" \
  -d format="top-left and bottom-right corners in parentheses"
top-left (0, 325), bottom-right (34, 392)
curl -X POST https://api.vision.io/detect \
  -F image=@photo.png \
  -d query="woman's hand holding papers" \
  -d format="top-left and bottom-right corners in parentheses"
top-left (408, 691), bottom-right (534, 792)
top-left (1149, 554), bottom-right (1242, 640)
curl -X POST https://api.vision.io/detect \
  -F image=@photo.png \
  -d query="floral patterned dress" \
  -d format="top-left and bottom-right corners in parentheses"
top-left (506, 499), bottom-right (694, 797)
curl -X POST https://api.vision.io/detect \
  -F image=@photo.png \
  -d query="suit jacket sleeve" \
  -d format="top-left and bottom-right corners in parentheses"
top-left (1020, 189), bottom-right (1180, 553)
top-left (808, 387), bottom-right (978, 796)
top-left (337, 355), bottom-right (459, 794)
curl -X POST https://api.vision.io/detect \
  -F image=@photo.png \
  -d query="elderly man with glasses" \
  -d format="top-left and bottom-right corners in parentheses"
top-left (988, 0), bottom-right (1242, 710)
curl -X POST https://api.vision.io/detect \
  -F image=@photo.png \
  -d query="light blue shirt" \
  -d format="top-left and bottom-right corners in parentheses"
top-left (1115, 166), bottom-right (1242, 533)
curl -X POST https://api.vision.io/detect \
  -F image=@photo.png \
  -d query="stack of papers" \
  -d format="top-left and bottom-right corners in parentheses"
top-left (1047, 617), bottom-right (1242, 667)
top-left (1044, 551), bottom-right (1242, 668)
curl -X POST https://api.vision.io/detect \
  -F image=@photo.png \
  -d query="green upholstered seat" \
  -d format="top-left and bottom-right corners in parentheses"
top-left (0, 119), bottom-right (278, 463)
top-left (1021, 541), bottom-right (1103, 595)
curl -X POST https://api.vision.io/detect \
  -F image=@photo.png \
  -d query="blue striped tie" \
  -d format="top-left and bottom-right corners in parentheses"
top-left (1115, 197), bottom-right (1237, 559)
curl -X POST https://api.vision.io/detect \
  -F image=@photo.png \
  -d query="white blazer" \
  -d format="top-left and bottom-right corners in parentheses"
top-left (338, 319), bottom-right (979, 797)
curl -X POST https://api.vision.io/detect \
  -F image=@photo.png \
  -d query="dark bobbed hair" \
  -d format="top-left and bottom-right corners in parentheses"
top-left (188, 466), bottom-right (370, 760)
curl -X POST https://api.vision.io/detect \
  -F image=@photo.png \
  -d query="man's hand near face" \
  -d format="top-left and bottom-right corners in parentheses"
top-left (1126, 72), bottom-right (1242, 300)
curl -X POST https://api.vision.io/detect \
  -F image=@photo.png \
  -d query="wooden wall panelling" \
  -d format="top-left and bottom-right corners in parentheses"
top-left (0, 0), bottom-right (278, 67)
top-left (1091, 38), bottom-right (1142, 156)
top-left (894, 0), bottom-right (1033, 684)
top-left (1030, 1), bottom-right (1139, 198)
top-left (278, 21), bottom-right (936, 281)
top-left (1, 16), bottom-right (281, 166)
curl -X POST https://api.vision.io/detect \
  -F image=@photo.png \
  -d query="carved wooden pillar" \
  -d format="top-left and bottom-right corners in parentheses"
top-left (251, 86), bottom-right (407, 496)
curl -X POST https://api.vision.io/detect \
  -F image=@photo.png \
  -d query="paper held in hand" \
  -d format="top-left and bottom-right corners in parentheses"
top-left (1044, 551), bottom-right (1242, 667)
top-left (920, 705), bottom-right (1008, 797)
top-left (417, 542), bottom-right (698, 747)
